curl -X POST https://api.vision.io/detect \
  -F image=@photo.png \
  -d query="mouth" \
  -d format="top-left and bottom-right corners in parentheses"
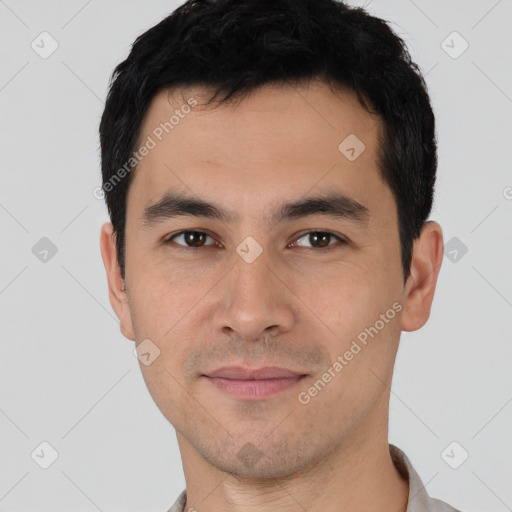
top-left (202, 366), bottom-right (308, 399)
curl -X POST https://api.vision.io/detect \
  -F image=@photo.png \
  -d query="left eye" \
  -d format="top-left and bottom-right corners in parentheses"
top-left (291, 231), bottom-right (346, 249)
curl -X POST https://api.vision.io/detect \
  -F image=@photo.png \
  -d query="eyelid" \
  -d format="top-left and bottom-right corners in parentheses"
top-left (166, 230), bottom-right (220, 248)
top-left (165, 229), bottom-right (348, 249)
top-left (290, 230), bottom-right (348, 248)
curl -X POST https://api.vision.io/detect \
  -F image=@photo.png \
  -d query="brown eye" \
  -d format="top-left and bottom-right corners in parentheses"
top-left (292, 231), bottom-right (346, 249)
top-left (168, 231), bottom-right (216, 248)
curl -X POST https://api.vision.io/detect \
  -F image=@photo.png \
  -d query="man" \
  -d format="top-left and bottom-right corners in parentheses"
top-left (99, 0), bottom-right (462, 510)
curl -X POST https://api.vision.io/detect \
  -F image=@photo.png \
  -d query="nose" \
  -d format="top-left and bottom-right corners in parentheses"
top-left (212, 249), bottom-right (296, 342)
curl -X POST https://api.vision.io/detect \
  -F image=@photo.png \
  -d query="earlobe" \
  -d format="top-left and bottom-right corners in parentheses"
top-left (400, 221), bottom-right (444, 332)
top-left (99, 222), bottom-right (136, 341)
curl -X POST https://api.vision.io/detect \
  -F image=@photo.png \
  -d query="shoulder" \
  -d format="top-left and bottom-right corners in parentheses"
top-left (166, 489), bottom-right (187, 512)
top-left (430, 496), bottom-right (464, 512)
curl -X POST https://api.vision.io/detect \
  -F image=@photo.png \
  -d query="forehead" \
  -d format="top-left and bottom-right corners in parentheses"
top-left (127, 80), bottom-right (390, 223)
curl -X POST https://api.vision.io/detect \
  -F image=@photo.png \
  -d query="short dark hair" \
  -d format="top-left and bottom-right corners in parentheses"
top-left (99, 0), bottom-right (437, 284)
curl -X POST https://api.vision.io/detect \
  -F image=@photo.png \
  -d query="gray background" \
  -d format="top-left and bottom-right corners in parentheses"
top-left (1, 0), bottom-right (511, 511)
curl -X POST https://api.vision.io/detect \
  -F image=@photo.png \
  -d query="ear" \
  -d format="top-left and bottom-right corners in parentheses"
top-left (400, 221), bottom-right (444, 332)
top-left (99, 222), bottom-right (136, 341)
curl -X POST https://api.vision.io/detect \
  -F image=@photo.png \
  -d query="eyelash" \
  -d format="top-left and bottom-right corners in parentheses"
top-left (164, 230), bottom-right (348, 251)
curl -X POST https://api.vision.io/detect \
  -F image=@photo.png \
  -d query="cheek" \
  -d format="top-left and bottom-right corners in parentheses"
top-left (292, 263), bottom-right (374, 335)
top-left (128, 260), bottom-right (203, 333)
top-left (296, 257), bottom-right (401, 359)
top-left (128, 265), bottom-right (213, 372)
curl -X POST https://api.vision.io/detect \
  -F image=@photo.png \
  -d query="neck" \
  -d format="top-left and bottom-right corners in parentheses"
top-left (176, 405), bottom-right (409, 512)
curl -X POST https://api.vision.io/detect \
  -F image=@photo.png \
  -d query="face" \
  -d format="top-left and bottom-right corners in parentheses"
top-left (101, 79), bottom-right (442, 478)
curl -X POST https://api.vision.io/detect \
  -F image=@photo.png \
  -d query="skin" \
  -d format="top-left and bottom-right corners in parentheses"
top-left (100, 79), bottom-right (443, 512)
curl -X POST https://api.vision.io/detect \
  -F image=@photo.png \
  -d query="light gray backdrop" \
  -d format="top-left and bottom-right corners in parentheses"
top-left (1, 1), bottom-right (511, 511)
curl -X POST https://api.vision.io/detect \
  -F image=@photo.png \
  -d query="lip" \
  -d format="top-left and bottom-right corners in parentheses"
top-left (205, 366), bottom-right (305, 380)
top-left (203, 366), bottom-right (307, 399)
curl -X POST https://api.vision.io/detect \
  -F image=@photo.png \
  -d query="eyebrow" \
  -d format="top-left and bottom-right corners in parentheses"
top-left (141, 191), bottom-right (370, 228)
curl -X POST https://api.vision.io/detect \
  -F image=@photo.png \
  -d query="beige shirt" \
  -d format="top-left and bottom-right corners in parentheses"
top-left (167, 443), bottom-right (462, 512)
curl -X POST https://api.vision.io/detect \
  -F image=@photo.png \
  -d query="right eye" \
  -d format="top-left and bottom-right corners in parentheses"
top-left (166, 230), bottom-right (220, 249)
